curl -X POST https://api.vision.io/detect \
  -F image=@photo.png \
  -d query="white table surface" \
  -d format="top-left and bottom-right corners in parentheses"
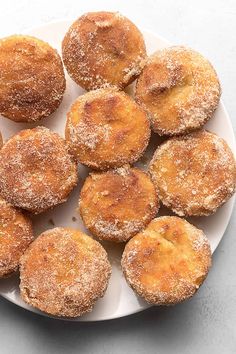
top-left (0, 1), bottom-right (236, 353)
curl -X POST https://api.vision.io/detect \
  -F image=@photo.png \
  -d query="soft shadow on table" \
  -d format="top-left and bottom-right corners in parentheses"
top-left (0, 296), bottom-right (198, 353)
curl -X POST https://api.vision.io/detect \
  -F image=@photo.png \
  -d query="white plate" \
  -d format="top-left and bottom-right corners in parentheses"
top-left (0, 20), bottom-right (235, 322)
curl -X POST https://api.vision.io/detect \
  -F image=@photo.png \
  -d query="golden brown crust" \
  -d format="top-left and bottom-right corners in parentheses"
top-left (135, 46), bottom-right (221, 135)
top-left (0, 127), bottom-right (78, 214)
top-left (149, 130), bottom-right (236, 216)
top-left (0, 35), bottom-right (66, 122)
top-left (0, 131), bottom-right (3, 149)
top-left (65, 88), bottom-right (151, 170)
top-left (79, 166), bottom-right (159, 242)
top-left (0, 198), bottom-right (34, 277)
top-left (20, 227), bottom-right (111, 317)
top-left (62, 12), bottom-right (146, 90)
top-left (122, 216), bottom-right (212, 305)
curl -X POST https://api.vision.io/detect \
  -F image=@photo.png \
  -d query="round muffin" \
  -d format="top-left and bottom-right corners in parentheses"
top-left (0, 127), bottom-right (78, 214)
top-left (20, 227), bottom-right (111, 317)
top-left (65, 88), bottom-right (150, 170)
top-left (0, 198), bottom-right (33, 277)
top-left (79, 166), bottom-right (159, 242)
top-left (122, 216), bottom-right (212, 305)
top-left (135, 46), bottom-right (221, 135)
top-left (62, 12), bottom-right (146, 90)
top-left (149, 130), bottom-right (236, 216)
top-left (0, 35), bottom-right (65, 122)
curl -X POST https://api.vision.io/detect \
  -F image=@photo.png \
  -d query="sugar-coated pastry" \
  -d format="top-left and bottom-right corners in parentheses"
top-left (65, 88), bottom-right (150, 170)
top-left (122, 216), bottom-right (212, 305)
top-left (0, 131), bottom-right (3, 149)
top-left (135, 46), bottom-right (221, 135)
top-left (0, 198), bottom-right (33, 277)
top-left (79, 166), bottom-right (159, 242)
top-left (20, 227), bottom-right (111, 317)
top-left (62, 12), bottom-right (146, 90)
top-left (149, 130), bottom-right (236, 216)
top-left (0, 127), bottom-right (78, 214)
top-left (0, 35), bottom-right (65, 122)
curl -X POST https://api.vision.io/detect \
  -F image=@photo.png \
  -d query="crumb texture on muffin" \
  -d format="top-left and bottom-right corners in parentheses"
top-left (65, 88), bottom-right (150, 170)
top-left (20, 227), bottom-right (111, 317)
top-left (0, 198), bottom-right (33, 277)
top-left (149, 130), bottom-right (236, 216)
top-left (136, 46), bottom-right (221, 135)
top-left (0, 127), bottom-right (78, 214)
top-left (122, 216), bottom-right (212, 305)
top-left (0, 35), bottom-right (65, 122)
top-left (79, 166), bottom-right (159, 242)
top-left (62, 12), bottom-right (146, 90)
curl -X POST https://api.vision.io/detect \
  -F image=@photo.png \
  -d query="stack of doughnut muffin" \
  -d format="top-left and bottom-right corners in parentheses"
top-left (0, 11), bottom-right (235, 318)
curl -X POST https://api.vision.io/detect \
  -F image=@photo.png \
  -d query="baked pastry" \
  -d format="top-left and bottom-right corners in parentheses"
top-left (79, 166), bottom-right (159, 242)
top-left (20, 227), bottom-right (111, 317)
top-left (135, 46), bottom-right (221, 135)
top-left (0, 35), bottom-right (65, 122)
top-left (122, 216), bottom-right (211, 305)
top-left (0, 127), bottom-right (78, 214)
top-left (149, 130), bottom-right (236, 216)
top-left (62, 12), bottom-right (146, 90)
top-left (65, 88), bottom-right (150, 170)
top-left (0, 198), bottom-right (33, 277)
top-left (0, 131), bottom-right (3, 148)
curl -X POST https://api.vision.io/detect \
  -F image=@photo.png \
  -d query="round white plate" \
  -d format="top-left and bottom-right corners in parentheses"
top-left (0, 20), bottom-right (235, 322)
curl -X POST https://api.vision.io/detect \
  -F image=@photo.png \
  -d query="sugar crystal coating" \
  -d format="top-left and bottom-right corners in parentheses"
top-left (79, 166), bottom-right (159, 242)
top-left (62, 12), bottom-right (146, 90)
top-left (20, 227), bottom-right (111, 317)
top-left (135, 46), bottom-right (221, 135)
top-left (149, 130), bottom-right (236, 216)
top-left (0, 198), bottom-right (34, 277)
top-left (0, 127), bottom-right (78, 214)
top-left (0, 35), bottom-right (66, 122)
top-left (65, 88), bottom-right (151, 170)
top-left (122, 216), bottom-right (212, 305)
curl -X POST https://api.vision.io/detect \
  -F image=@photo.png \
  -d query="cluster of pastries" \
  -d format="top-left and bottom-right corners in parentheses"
top-left (0, 11), bottom-right (236, 318)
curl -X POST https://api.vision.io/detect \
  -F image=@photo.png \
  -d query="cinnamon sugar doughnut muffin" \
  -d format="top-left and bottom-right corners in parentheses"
top-left (20, 227), bottom-right (111, 317)
top-left (122, 216), bottom-right (212, 305)
top-left (0, 35), bottom-right (65, 122)
top-left (135, 46), bottom-right (221, 135)
top-left (62, 12), bottom-right (146, 90)
top-left (149, 130), bottom-right (236, 216)
top-left (0, 127), bottom-right (78, 214)
top-left (0, 198), bottom-right (33, 277)
top-left (79, 166), bottom-right (159, 242)
top-left (65, 88), bottom-right (150, 170)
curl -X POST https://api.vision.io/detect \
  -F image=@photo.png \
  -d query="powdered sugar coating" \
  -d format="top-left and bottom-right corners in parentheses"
top-left (0, 35), bottom-right (66, 122)
top-left (65, 88), bottom-right (151, 170)
top-left (121, 216), bottom-right (211, 305)
top-left (0, 198), bottom-right (34, 277)
top-left (79, 166), bottom-right (159, 242)
top-left (62, 12), bottom-right (146, 90)
top-left (149, 130), bottom-right (236, 216)
top-left (135, 46), bottom-right (221, 135)
top-left (20, 227), bottom-right (111, 317)
top-left (0, 127), bottom-right (78, 214)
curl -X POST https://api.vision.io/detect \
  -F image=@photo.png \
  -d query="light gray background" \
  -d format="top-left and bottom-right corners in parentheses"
top-left (0, 0), bottom-right (236, 353)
